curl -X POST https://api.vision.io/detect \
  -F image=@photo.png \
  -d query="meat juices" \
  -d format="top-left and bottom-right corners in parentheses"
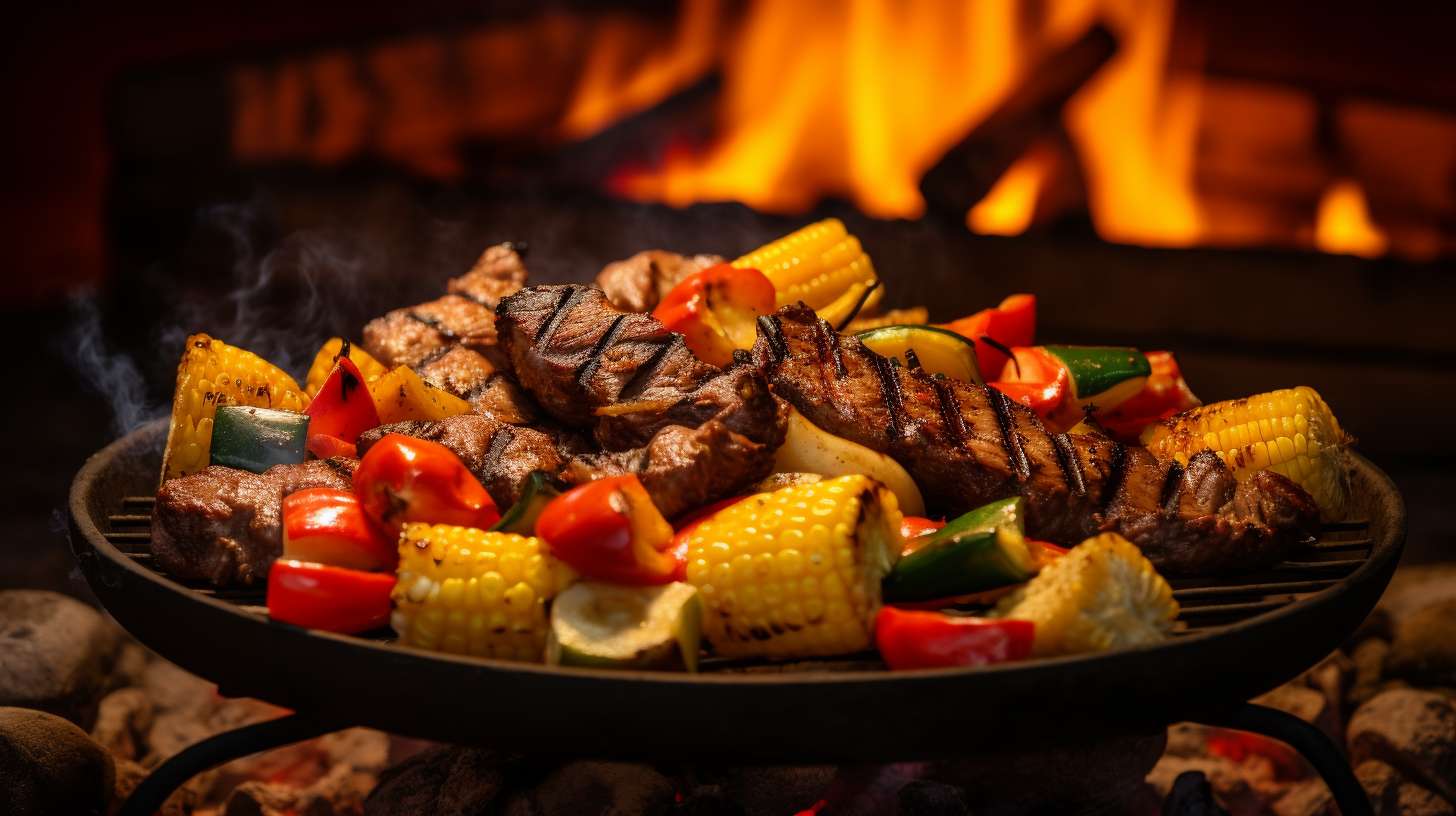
top-left (753, 304), bottom-right (1319, 575)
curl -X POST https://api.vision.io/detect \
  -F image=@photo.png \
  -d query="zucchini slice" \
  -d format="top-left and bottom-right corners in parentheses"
top-left (489, 471), bottom-right (561, 536)
top-left (547, 581), bottom-right (702, 671)
top-left (882, 497), bottom-right (1033, 603)
top-left (856, 324), bottom-right (983, 385)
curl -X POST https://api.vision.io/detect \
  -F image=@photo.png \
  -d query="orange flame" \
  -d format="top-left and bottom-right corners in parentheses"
top-left (967, 146), bottom-right (1055, 236)
top-left (1314, 179), bottom-right (1388, 258)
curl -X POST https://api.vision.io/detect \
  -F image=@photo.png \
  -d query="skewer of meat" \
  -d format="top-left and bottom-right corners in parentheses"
top-left (752, 304), bottom-right (1319, 575)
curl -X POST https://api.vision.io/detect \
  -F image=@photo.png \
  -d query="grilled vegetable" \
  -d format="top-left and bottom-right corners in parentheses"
top-left (940, 294), bottom-right (1036, 379)
top-left (267, 559), bottom-right (395, 635)
top-left (304, 338), bottom-right (387, 398)
top-left (995, 533), bottom-right (1177, 656)
top-left (547, 581), bottom-right (702, 671)
top-left (208, 406), bottom-right (309, 473)
top-left (899, 516), bottom-right (945, 545)
top-left (161, 334), bottom-right (307, 480)
top-left (304, 356), bottom-right (381, 458)
top-left (353, 433), bottom-right (501, 537)
top-left (995, 345), bottom-right (1151, 434)
top-left (882, 497), bottom-right (1033, 603)
top-left (733, 218), bottom-right (880, 318)
top-left (680, 475), bottom-right (902, 659)
top-left (856, 325), bottom-right (983, 384)
top-left (489, 471), bottom-right (561, 536)
top-left (371, 366), bottom-right (472, 424)
top-left (282, 488), bottom-right (396, 572)
top-left (874, 607), bottom-right (1034, 670)
top-left (535, 475), bottom-right (678, 585)
top-left (392, 523), bottom-right (574, 659)
top-left (1140, 386), bottom-right (1350, 516)
top-left (652, 263), bottom-right (777, 367)
top-left (772, 406), bottom-right (926, 516)
top-left (844, 306), bottom-right (930, 334)
top-left (1097, 351), bottom-right (1200, 442)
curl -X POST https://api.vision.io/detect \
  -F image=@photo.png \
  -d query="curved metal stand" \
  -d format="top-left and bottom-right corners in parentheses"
top-left (118, 713), bottom-right (341, 816)
top-left (1201, 702), bottom-right (1372, 816)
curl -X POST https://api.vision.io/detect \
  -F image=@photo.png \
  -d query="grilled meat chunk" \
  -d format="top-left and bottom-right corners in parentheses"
top-left (150, 458), bottom-right (357, 587)
top-left (357, 414), bottom-right (565, 508)
top-left (449, 242), bottom-right (529, 307)
top-left (595, 250), bottom-right (724, 313)
top-left (752, 304), bottom-right (1319, 575)
top-left (495, 284), bottom-right (786, 514)
top-left (415, 345), bottom-right (538, 425)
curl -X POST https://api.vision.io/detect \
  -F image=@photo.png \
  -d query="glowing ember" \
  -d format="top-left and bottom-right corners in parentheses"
top-left (1314, 179), bottom-right (1388, 258)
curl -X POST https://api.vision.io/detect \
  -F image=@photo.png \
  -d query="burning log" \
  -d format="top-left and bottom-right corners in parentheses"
top-left (919, 24), bottom-right (1118, 223)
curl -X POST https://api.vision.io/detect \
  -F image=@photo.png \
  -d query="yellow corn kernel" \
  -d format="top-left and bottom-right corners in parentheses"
top-left (160, 334), bottom-right (306, 481)
top-left (303, 338), bottom-right (388, 398)
top-left (996, 533), bottom-right (1178, 656)
top-left (371, 366), bottom-right (472, 424)
top-left (1141, 386), bottom-right (1351, 516)
top-left (681, 475), bottom-right (901, 660)
top-left (393, 524), bottom-right (575, 661)
top-left (733, 218), bottom-right (880, 315)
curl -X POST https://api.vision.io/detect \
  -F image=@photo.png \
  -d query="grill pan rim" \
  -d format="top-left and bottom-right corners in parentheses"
top-left (69, 418), bottom-right (1405, 760)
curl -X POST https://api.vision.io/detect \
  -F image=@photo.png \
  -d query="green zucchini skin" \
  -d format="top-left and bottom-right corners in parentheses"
top-left (209, 406), bottom-right (309, 473)
top-left (881, 497), bottom-right (1032, 603)
top-left (489, 471), bottom-right (561, 536)
top-left (1042, 345), bottom-right (1150, 400)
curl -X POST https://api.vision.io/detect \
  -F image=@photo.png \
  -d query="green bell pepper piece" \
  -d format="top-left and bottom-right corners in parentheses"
top-left (1042, 345), bottom-right (1151, 401)
top-left (209, 405), bottom-right (309, 473)
top-left (881, 497), bottom-right (1033, 603)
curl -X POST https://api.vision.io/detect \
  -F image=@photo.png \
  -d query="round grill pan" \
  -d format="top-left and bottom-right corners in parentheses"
top-left (71, 418), bottom-right (1403, 764)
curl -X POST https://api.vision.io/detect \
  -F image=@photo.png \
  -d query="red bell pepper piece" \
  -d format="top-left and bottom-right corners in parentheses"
top-left (283, 488), bottom-right (397, 572)
top-left (306, 434), bottom-right (357, 460)
top-left (940, 294), bottom-right (1036, 379)
top-left (899, 516), bottom-right (945, 554)
top-left (990, 346), bottom-right (1082, 432)
top-left (305, 357), bottom-right (380, 446)
top-left (652, 263), bottom-right (777, 367)
top-left (352, 433), bottom-right (500, 537)
top-left (536, 475), bottom-right (677, 585)
top-left (1096, 351), bottom-right (1200, 442)
top-left (874, 606), bottom-right (1034, 670)
top-left (266, 559), bottom-right (395, 634)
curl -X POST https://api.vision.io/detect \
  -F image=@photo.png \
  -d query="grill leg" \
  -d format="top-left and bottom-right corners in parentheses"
top-left (117, 713), bottom-right (339, 816)
top-left (1202, 702), bottom-right (1372, 816)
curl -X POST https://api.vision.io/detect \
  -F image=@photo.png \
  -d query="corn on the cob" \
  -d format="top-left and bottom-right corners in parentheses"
top-left (681, 475), bottom-right (902, 659)
top-left (995, 533), bottom-right (1177, 656)
top-left (303, 338), bottom-right (388, 398)
top-left (160, 334), bottom-right (306, 481)
top-left (733, 218), bottom-right (879, 315)
top-left (1140, 386), bottom-right (1351, 516)
top-left (392, 523), bottom-right (575, 661)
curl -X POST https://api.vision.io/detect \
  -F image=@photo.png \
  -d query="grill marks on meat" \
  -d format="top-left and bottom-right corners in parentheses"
top-left (496, 284), bottom-right (786, 515)
top-left (150, 459), bottom-right (356, 587)
top-left (754, 304), bottom-right (1319, 575)
top-left (594, 250), bottom-right (724, 313)
top-left (357, 415), bottom-right (564, 508)
top-left (415, 345), bottom-right (538, 425)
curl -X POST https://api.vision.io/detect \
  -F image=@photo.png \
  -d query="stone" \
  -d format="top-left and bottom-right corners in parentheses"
top-left (1350, 638), bottom-right (1392, 707)
top-left (91, 687), bottom-right (153, 760)
top-left (1146, 756), bottom-right (1265, 815)
top-left (0, 590), bottom-right (124, 728)
top-left (1270, 778), bottom-right (1334, 816)
top-left (0, 706), bottom-right (114, 816)
top-left (1347, 689), bottom-right (1456, 805)
top-left (1378, 565), bottom-right (1456, 622)
top-left (1355, 760), bottom-right (1455, 816)
top-left (896, 778), bottom-right (970, 815)
top-left (526, 760), bottom-right (675, 816)
top-left (1161, 770), bottom-right (1230, 816)
top-left (720, 765), bottom-right (836, 815)
top-left (1254, 683), bottom-right (1340, 744)
top-left (111, 757), bottom-right (199, 815)
top-left (1165, 723), bottom-right (1209, 757)
top-left (1387, 598), bottom-right (1456, 687)
top-left (936, 731), bottom-right (1166, 813)
top-left (364, 745), bottom-right (516, 815)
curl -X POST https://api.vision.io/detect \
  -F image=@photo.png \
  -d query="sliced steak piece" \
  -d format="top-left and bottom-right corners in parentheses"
top-left (150, 458), bottom-right (357, 587)
top-left (753, 304), bottom-right (1319, 575)
top-left (449, 242), bottom-right (529, 307)
top-left (357, 414), bottom-right (565, 508)
top-left (363, 294), bottom-right (496, 369)
top-left (595, 250), bottom-right (724, 313)
top-left (415, 345), bottom-right (539, 425)
top-left (495, 284), bottom-right (786, 513)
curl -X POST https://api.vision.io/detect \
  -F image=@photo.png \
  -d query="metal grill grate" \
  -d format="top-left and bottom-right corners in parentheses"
top-left (107, 497), bottom-right (1374, 651)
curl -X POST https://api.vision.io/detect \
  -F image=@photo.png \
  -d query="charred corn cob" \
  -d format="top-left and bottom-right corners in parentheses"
top-left (733, 218), bottom-right (880, 317)
top-left (392, 523), bottom-right (575, 661)
top-left (995, 533), bottom-right (1177, 656)
top-left (681, 475), bottom-right (902, 659)
top-left (303, 338), bottom-right (388, 398)
top-left (1140, 386), bottom-right (1351, 516)
top-left (160, 334), bottom-right (306, 481)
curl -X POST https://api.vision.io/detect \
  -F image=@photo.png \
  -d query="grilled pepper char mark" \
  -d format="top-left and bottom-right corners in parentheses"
top-left (494, 285), bottom-right (786, 518)
top-left (752, 304), bottom-right (1319, 576)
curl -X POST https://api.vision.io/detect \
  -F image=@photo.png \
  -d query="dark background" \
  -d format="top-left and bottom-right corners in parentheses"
top-left (3, 1), bottom-right (1453, 597)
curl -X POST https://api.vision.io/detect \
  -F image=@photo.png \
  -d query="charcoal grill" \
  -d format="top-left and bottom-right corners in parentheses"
top-left (71, 418), bottom-right (1403, 816)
